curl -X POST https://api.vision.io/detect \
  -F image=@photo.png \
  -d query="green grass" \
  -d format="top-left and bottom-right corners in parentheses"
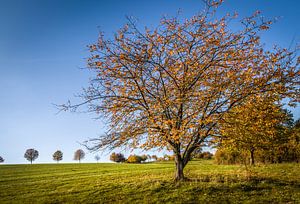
top-left (0, 160), bottom-right (299, 203)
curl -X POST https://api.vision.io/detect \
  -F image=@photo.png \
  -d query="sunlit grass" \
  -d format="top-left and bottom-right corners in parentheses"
top-left (0, 160), bottom-right (299, 203)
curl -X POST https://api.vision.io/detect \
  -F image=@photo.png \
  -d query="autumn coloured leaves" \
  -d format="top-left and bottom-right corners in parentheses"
top-left (63, 0), bottom-right (299, 180)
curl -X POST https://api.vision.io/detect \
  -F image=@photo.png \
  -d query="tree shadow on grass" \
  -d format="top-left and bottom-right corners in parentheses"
top-left (75, 177), bottom-right (299, 203)
top-left (186, 174), bottom-right (300, 187)
top-left (162, 176), bottom-right (300, 203)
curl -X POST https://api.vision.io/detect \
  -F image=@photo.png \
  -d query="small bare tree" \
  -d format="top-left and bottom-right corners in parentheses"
top-left (95, 155), bottom-right (100, 163)
top-left (74, 149), bottom-right (85, 163)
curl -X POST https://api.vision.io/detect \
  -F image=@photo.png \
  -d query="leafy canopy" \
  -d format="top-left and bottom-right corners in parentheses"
top-left (61, 0), bottom-right (299, 179)
top-left (53, 150), bottom-right (63, 162)
top-left (24, 149), bottom-right (39, 163)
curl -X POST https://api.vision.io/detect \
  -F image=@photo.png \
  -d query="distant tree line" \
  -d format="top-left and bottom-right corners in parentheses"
top-left (1, 150), bottom-right (215, 165)
top-left (127, 155), bottom-right (148, 163)
top-left (110, 152), bottom-right (159, 163)
top-left (0, 149), bottom-right (92, 164)
top-left (108, 152), bottom-right (210, 163)
top-left (192, 151), bottom-right (214, 160)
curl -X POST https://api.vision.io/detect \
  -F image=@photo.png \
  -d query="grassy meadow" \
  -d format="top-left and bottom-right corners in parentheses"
top-left (0, 160), bottom-right (299, 203)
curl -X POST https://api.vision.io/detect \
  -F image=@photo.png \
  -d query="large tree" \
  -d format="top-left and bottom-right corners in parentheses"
top-left (53, 150), bottom-right (63, 163)
top-left (61, 1), bottom-right (299, 180)
top-left (24, 149), bottom-right (39, 164)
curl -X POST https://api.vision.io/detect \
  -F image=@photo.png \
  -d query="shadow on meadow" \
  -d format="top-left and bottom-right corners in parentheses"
top-left (187, 174), bottom-right (300, 187)
top-left (86, 171), bottom-right (300, 203)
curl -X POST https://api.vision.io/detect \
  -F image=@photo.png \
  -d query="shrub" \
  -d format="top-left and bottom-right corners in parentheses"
top-left (151, 155), bottom-right (158, 161)
top-left (193, 151), bottom-right (214, 160)
top-left (214, 148), bottom-right (244, 165)
top-left (140, 154), bottom-right (148, 162)
top-left (127, 155), bottom-right (142, 163)
top-left (157, 157), bottom-right (165, 161)
top-left (110, 152), bottom-right (125, 163)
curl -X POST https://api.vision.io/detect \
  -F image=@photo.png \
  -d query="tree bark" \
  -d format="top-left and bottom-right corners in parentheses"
top-left (175, 154), bottom-right (185, 181)
top-left (250, 148), bottom-right (255, 166)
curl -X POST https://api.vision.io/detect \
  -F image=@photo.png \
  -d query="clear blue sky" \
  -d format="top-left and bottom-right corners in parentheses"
top-left (0, 0), bottom-right (299, 164)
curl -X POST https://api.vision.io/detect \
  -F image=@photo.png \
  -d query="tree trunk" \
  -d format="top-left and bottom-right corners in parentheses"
top-left (250, 148), bottom-right (255, 166)
top-left (30, 160), bottom-right (32, 164)
top-left (175, 155), bottom-right (185, 181)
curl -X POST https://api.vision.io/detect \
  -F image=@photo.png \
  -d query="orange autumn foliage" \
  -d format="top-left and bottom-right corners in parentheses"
top-left (62, 1), bottom-right (300, 180)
